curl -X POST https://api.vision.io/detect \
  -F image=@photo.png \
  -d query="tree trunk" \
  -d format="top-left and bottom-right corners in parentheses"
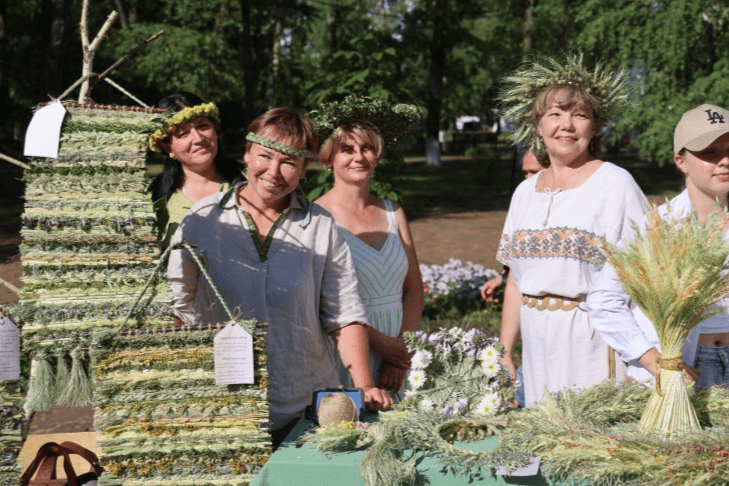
top-left (240, 0), bottom-right (255, 126)
top-left (426, 0), bottom-right (446, 167)
top-left (329, 0), bottom-right (338, 56)
top-left (523, 0), bottom-right (533, 60)
top-left (269, 20), bottom-right (281, 109)
top-left (46, 0), bottom-right (69, 97)
top-left (114, 0), bottom-right (129, 28)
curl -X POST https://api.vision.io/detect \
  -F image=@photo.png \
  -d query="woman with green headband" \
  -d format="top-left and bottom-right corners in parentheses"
top-left (168, 107), bottom-right (392, 449)
top-left (148, 91), bottom-right (244, 248)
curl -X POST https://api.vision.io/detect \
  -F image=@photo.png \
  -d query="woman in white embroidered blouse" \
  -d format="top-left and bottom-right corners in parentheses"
top-left (496, 56), bottom-right (647, 406)
top-left (588, 104), bottom-right (729, 387)
top-left (168, 108), bottom-right (392, 448)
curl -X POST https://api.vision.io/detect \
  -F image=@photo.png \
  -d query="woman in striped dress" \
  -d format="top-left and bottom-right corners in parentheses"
top-left (315, 123), bottom-right (424, 396)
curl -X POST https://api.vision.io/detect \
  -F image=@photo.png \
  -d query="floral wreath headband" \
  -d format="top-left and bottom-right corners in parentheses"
top-left (310, 95), bottom-right (420, 151)
top-left (498, 53), bottom-right (632, 153)
top-left (245, 132), bottom-right (315, 159)
top-left (148, 102), bottom-right (220, 152)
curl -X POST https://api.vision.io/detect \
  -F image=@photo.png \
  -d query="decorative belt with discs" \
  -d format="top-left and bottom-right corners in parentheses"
top-left (521, 293), bottom-right (585, 312)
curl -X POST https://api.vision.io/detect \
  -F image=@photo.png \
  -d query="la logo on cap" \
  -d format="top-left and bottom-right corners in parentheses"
top-left (706, 109), bottom-right (725, 125)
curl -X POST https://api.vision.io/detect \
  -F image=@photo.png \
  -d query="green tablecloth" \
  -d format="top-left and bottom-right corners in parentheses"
top-left (251, 418), bottom-right (551, 485)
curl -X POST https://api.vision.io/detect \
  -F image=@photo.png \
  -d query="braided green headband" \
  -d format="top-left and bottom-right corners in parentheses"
top-left (246, 132), bottom-right (315, 159)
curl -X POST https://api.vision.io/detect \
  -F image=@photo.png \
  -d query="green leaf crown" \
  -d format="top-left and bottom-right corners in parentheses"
top-left (310, 95), bottom-right (420, 152)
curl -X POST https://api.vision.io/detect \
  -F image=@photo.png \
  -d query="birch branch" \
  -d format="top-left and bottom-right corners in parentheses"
top-left (88, 30), bottom-right (165, 91)
top-left (80, 0), bottom-right (90, 56)
top-left (78, 5), bottom-right (119, 103)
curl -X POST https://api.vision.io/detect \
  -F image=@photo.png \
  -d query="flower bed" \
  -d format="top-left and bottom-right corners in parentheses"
top-left (420, 259), bottom-right (499, 319)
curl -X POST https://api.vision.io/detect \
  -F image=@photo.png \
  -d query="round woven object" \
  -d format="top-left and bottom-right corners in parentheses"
top-left (318, 393), bottom-right (358, 426)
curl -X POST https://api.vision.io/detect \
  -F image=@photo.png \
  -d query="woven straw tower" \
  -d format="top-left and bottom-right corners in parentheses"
top-left (11, 102), bottom-right (270, 485)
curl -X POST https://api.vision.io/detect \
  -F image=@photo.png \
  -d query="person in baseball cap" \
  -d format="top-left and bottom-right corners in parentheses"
top-left (589, 103), bottom-right (729, 389)
top-left (674, 104), bottom-right (729, 155)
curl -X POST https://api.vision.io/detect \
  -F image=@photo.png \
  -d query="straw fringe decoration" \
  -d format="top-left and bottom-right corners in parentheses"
top-left (604, 206), bottom-right (729, 436)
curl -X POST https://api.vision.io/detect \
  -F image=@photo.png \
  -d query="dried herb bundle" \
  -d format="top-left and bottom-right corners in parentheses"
top-left (604, 207), bottom-right (729, 435)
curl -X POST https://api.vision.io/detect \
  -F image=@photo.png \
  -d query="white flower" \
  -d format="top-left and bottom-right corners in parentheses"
top-left (404, 390), bottom-right (417, 399)
top-left (411, 350), bottom-right (433, 370)
top-left (419, 398), bottom-right (434, 412)
top-left (448, 327), bottom-right (464, 339)
top-left (408, 369), bottom-right (426, 390)
top-left (474, 393), bottom-right (499, 416)
top-left (479, 346), bottom-right (499, 367)
top-left (482, 361), bottom-right (499, 378)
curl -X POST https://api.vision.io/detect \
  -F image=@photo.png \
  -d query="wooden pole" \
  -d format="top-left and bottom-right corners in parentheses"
top-left (78, 0), bottom-right (119, 103)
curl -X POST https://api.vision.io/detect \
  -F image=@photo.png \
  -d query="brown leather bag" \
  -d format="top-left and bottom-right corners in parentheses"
top-left (20, 441), bottom-right (102, 486)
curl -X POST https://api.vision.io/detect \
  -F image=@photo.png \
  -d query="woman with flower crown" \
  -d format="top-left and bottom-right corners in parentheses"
top-left (496, 55), bottom-right (648, 406)
top-left (148, 91), bottom-right (244, 248)
top-left (312, 96), bottom-right (424, 397)
top-left (168, 107), bottom-right (392, 449)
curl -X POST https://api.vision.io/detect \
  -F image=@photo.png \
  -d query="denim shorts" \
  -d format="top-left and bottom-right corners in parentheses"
top-left (694, 344), bottom-right (729, 388)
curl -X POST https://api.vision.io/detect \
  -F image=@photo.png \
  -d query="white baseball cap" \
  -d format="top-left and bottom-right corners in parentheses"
top-left (674, 104), bottom-right (729, 154)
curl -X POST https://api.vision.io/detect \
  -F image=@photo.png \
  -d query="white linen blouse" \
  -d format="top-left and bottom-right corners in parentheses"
top-left (168, 182), bottom-right (370, 430)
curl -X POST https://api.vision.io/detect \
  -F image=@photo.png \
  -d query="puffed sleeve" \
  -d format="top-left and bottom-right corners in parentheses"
top-left (587, 247), bottom-right (659, 363)
top-left (167, 216), bottom-right (201, 324)
top-left (318, 221), bottom-right (370, 334)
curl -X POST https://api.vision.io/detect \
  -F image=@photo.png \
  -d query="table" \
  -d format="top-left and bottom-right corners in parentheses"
top-left (251, 418), bottom-right (551, 485)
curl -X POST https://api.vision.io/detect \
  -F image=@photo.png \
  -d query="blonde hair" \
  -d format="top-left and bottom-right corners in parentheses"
top-left (530, 85), bottom-right (605, 159)
top-left (319, 124), bottom-right (384, 167)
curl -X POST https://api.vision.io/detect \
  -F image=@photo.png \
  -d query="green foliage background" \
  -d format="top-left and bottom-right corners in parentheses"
top-left (2, 0), bottom-right (729, 166)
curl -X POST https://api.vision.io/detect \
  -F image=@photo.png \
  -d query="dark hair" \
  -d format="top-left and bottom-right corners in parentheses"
top-left (148, 91), bottom-right (243, 201)
top-left (245, 107), bottom-right (319, 163)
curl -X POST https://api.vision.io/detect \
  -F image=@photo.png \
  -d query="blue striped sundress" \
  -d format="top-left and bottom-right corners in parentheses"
top-left (336, 199), bottom-right (409, 394)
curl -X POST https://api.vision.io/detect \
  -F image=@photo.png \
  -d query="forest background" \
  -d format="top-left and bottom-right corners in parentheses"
top-left (2, 0), bottom-right (729, 166)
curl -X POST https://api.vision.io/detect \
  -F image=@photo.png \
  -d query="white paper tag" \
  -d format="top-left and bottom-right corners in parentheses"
top-left (496, 457), bottom-right (540, 476)
top-left (214, 321), bottom-right (255, 385)
top-left (0, 315), bottom-right (20, 381)
top-left (24, 100), bottom-right (67, 158)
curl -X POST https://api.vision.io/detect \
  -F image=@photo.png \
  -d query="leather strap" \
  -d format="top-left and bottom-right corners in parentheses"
top-left (60, 442), bottom-right (102, 476)
top-left (20, 442), bottom-right (78, 486)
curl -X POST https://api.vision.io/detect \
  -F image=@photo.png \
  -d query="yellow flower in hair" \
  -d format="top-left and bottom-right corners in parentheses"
top-left (148, 102), bottom-right (219, 152)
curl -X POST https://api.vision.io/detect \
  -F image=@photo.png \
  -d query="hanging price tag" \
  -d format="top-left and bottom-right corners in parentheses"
top-left (214, 321), bottom-right (255, 385)
top-left (0, 315), bottom-right (20, 381)
top-left (24, 100), bottom-right (67, 159)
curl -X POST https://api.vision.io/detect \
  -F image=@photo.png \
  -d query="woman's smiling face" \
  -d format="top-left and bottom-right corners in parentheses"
top-left (167, 116), bottom-right (218, 170)
top-left (329, 131), bottom-right (378, 184)
top-left (537, 91), bottom-right (595, 166)
top-left (676, 132), bottom-right (729, 201)
top-left (243, 133), bottom-right (310, 209)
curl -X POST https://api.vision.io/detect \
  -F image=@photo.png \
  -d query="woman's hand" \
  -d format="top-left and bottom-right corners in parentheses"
top-left (683, 364), bottom-right (701, 385)
top-left (638, 347), bottom-right (701, 385)
top-left (379, 336), bottom-right (413, 370)
top-left (362, 386), bottom-right (393, 411)
top-left (378, 363), bottom-right (407, 392)
top-left (500, 355), bottom-right (517, 380)
top-left (480, 275), bottom-right (504, 302)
